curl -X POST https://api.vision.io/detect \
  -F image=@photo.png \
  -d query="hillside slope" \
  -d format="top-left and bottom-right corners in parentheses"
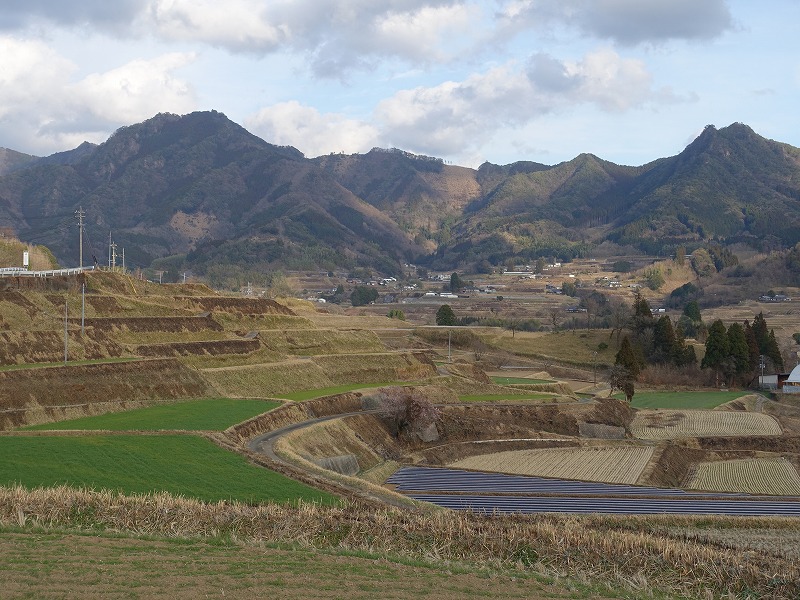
top-left (2, 116), bottom-right (800, 274)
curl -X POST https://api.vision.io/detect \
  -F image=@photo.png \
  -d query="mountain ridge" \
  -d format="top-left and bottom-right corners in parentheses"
top-left (1, 112), bottom-right (799, 279)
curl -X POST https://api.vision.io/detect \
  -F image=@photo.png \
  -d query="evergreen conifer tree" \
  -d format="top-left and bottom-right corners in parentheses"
top-left (615, 336), bottom-right (642, 378)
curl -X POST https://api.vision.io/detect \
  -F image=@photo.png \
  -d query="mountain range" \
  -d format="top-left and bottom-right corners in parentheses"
top-left (1, 111), bottom-right (799, 281)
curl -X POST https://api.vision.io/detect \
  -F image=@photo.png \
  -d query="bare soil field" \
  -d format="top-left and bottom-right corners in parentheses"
top-left (450, 445), bottom-right (655, 484)
top-left (687, 457), bottom-right (800, 495)
top-left (630, 409), bottom-right (782, 440)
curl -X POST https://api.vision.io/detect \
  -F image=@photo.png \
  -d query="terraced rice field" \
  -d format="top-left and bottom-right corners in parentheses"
top-left (688, 458), bottom-right (800, 495)
top-left (450, 446), bottom-right (655, 484)
top-left (630, 410), bottom-right (782, 440)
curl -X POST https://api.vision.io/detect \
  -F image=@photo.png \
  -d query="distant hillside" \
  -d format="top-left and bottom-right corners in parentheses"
top-left (0, 148), bottom-right (37, 176)
top-left (0, 112), bottom-right (420, 278)
top-left (1, 114), bottom-right (800, 279)
top-left (606, 124), bottom-right (800, 252)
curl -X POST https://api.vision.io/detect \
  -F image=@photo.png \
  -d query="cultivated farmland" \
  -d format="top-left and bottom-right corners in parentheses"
top-left (0, 435), bottom-right (335, 504)
top-left (23, 398), bottom-right (280, 432)
top-left (450, 446), bottom-right (655, 484)
top-left (630, 410), bottom-right (782, 440)
top-left (687, 458), bottom-right (800, 495)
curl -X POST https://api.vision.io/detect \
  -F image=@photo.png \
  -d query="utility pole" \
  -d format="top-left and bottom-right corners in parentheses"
top-left (64, 299), bottom-right (68, 365)
top-left (448, 329), bottom-right (452, 363)
top-left (81, 283), bottom-right (85, 336)
top-left (75, 206), bottom-right (85, 269)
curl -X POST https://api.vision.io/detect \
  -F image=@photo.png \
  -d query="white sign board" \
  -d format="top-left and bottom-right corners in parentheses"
top-left (23, 251), bottom-right (29, 268)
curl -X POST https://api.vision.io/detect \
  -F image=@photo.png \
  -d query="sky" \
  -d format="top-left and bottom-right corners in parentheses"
top-left (1, 0), bottom-right (798, 168)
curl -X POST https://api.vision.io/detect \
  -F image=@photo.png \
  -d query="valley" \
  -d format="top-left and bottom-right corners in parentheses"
top-left (1, 260), bottom-right (799, 598)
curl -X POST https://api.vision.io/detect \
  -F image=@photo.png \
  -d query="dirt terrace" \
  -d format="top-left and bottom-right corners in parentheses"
top-left (0, 359), bottom-right (211, 429)
top-left (173, 296), bottom-right (296, 315)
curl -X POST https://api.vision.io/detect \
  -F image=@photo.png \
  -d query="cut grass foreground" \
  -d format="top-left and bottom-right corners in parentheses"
top-left (0, 530), bottom-right (648, 600)
top-left (23, 398), bottom-right (279, 432)
top-left (627, 390), bottom-right (752, 409)
top-left (3, 486), bottom-right (799, 600)
top-left (0, 435), bottom-right (336, 505)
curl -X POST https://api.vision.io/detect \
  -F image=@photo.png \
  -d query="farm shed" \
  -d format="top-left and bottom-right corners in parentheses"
top-left (783, 364), bottom-right (800, 394)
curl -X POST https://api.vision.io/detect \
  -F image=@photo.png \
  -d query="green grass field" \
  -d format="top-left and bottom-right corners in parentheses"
top-left (459, 393), bottom-right (551, 402)
top-left (0, 435), bottom-right (336, 505)
top-left (23, 398), bottom-right (279, 432)
top-left (627, 390), bottom-right (750, 409)
top-left (490, 376), bottom-right (555, 385)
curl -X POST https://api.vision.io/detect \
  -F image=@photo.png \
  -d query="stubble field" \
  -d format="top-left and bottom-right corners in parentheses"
top-left (450, 446), bottom-right (655, 484)
top-left (687, 457), bottom-right (800, 495)
top-left (630, 409), bottom-right (782, 439)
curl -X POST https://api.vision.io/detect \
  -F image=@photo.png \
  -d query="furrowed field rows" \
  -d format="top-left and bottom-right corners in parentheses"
top-left (630, 410), bottom-right (782, 440)
top-left (450, 446), bottom-right (655, 484)
top-left (688, 458), bottom-right (800, 495)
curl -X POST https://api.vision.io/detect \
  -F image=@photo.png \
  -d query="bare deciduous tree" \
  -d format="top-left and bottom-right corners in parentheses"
top-left (377, 387), bottom-right (440, 438)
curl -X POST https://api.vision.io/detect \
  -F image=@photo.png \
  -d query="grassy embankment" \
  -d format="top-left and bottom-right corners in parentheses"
top-left (23, 398), bottom-right (279, 431)
top-left (626, 390), bottom-right (751, 409)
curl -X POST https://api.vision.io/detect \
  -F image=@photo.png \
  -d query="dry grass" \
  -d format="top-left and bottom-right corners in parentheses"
top-left (312, 352), bottom-right (437, 385)
top-left (203, 360), bottom-right (334, 397)
top-left (630, 410), bottom-right (783, 440)
top-left (260, 329), bottom-right (387, 355)
top-left (483, 330), bottom-right (618, 369)
top-left (1, 485), bottom-right (799, 599)
top-left (0, 359), bottom-right (211, 430)
top-left (281, 418), bottom-right (386, 473)
top-left (451, 445), bottom-right (655, 484)
top-left (687, 457), bottom-right (800, 495)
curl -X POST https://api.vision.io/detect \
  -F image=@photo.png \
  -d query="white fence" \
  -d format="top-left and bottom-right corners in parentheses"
top-left (0, 266), bottom-right (94, 277)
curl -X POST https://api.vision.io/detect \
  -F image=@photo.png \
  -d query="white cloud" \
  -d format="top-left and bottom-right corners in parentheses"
top-left (0, 36), bottom-right (196, 154)
top-left (0, 37), bottom-right (75, 118)
top-left (376, 49), bottom-right (665, 157)
top-left (143, 0), bottom-right (477, 76)
top-left (245, 101), bottom-right (379, 157)
top-left (146, 0), bottom-right (288, 52)
top-left (70, 52), bottom-right (197, 123)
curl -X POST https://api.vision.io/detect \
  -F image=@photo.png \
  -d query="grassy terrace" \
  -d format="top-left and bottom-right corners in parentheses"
top-left (626, 390), bottom-right (750, 409)
top-left (280, 382), bottom-right (409, 401)
top-left (459, 393), bottom-right (552, 402)
top-left (0, 357), bottom-right (140, 372)
top-left (0, 435), bottom-right (336, 505)
top-left (23, 398), bottom-right (280, 431)
top-left (490, 376), bottom-right (556, 385)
